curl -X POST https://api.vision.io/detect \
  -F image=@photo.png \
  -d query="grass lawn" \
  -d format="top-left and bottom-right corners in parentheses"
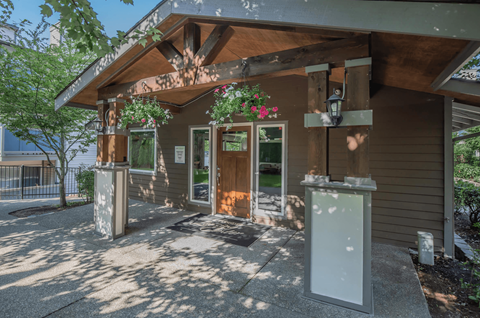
top-left (259, 174), bottom-right (281, 188)
top-left (193, 170), bottom-right (281, 187)
top-left (194, 169), bottom-right (209, 184)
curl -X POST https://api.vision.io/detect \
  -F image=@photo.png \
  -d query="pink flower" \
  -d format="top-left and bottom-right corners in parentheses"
top-left (222, 85), bottom-right (227, 89)
top-left (254, 94), bottom-right (259, 99)
top-left (153, 120), bottom-right (156, 123)
top-left (242, 103), bottom-right (246, 107)
top-left (141, 119), bottom-right (146, 123)
top-left (214, 88), bottom-right (220, 93)
top-left (272, 107), bottom-right (278, 112)
top-left (258, 115), bottom-right (262, 119)
top-left (260, 105), bottom-right (266, 112)
top-left (251, 106), bottom-right (257, 112)
top-left (132, 116), bottom-right (134, 120)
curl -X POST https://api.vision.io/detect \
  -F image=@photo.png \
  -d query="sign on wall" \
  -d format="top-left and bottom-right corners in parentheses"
top-left (175, 146), bottom-right (185, 164)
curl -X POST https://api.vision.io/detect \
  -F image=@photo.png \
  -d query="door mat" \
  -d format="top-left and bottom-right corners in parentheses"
top-left (166, 214), bottom-right (271, 247)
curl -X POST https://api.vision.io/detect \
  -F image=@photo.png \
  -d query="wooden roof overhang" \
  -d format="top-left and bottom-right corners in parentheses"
top-left (55, 4), bottom-right (480, 113)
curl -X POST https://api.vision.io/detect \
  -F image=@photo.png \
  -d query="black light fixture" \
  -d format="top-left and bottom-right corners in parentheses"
top-left (93, 116), bottom-right (104, 133)
top-left (324, 88), bottom-right (344, 127)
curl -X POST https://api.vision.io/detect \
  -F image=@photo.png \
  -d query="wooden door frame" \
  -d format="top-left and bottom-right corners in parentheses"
top-left (211, 122), bottom-right (254, 221)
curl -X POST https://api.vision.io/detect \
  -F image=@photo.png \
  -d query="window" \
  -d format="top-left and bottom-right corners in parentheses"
top-left (255, 124), bottom-right (286, 215)
top-left (189, 128), bottom-right (211, 204)
top-left (222, 131), bottom-right (248, 151)
top-left (129, 129), bottom-right (156, 174)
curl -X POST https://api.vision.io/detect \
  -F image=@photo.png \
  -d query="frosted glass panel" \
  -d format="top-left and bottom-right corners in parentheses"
top-left (310, 191), bottom-right (364, 305)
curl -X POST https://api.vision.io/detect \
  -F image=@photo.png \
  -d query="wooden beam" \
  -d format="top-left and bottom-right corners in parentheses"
top-left (183, 23), bottom-right (201, 68)
top-left (187, 18), bottom-right (366, 38)
top-left (96, 101), bottom-right (108, 163)
top-left (95, 16), bottom-right (190, 90)
top-left (156, 41), bottom-right (184, 71)
top-left (346, 65), bottom-right (370, 178)
top-left (99, 35), bottom-right (369, 99)
top-left (307, 70), bottom-right (329, 176)
top-left (195, 25), bottom-right (235, 66)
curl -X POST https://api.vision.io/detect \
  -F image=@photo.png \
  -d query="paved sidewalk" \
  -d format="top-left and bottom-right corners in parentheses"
top-left (0, 200), bottom-right (430, 317)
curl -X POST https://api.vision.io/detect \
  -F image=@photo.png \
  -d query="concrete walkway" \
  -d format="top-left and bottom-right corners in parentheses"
top-left (0, 200), bottom-right (430, 317)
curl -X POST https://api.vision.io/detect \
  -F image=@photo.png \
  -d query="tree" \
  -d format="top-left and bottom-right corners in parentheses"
top-left (0, 0), bottom-right (162, 56)
top-left (0, 21), bottom-right (97, 207)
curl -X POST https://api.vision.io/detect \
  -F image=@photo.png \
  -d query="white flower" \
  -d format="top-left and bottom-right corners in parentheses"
top-left (235, 91), bottom-right (242, 98)
top-left (220, 117), bottom-right (224, 121)
top-left (225, 86), bottom-right (233, 92)
top-left (226, 114), bottom-right (230, 118)
top-left (206, 110), bottom-right (209, 114)
top-left (165, 109), bottom-right (170, 113)
top-left (232, 82), bottom-right (237, 85)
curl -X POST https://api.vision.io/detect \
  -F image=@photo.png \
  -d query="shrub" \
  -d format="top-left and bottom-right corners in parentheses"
top-left (461, 249), bottom-right (480, 307)
top-left (455, 163), bottom-right (480, 180)
top-left (76, 164), bottom-right (94, 203)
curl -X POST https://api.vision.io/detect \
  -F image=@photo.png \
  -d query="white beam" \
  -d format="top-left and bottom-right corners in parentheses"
top-left (453, 101), bottom-right (480, 114)
top-left (431, 41), bottom-right (480, 91)
top-left (174, 0), bottom-right (480, 41)
top-left (441, 79), bottom-right (480, 97)
top-left (452, 109), bottom-right (480, 123)
top-left (452, 116), bottom-right (474, 126)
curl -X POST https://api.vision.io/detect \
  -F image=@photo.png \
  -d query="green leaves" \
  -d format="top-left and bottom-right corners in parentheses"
top-left (0, 21), bottom-right (97, 193)
top-left (39, 4), bottom-right (53, 17)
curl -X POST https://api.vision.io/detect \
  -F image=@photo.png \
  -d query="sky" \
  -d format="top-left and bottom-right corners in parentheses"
top-left (8, 0), bottom-right (162, 37)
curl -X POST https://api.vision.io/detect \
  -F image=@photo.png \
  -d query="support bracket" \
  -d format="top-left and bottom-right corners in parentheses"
top-left (304, 110), bottom-right (373, 128)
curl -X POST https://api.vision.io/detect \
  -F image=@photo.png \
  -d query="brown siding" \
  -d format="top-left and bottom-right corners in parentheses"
top-left (129, 76), bottom-right (445, 250)
top-left (328, 85), bottom-right (445, 250)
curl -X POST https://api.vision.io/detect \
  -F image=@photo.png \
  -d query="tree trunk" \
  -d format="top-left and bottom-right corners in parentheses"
top-left (59, 176), bottom-right (67, 207)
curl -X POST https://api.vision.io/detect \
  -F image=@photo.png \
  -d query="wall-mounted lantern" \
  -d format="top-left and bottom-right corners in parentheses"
top-left (324, 88), bottom-right (344, 127)
top-left (93, 116), bottom-right (104, 134)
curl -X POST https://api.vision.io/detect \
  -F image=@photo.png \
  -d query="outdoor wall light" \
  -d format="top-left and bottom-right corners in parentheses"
top-left (324, 88), bottom-right (344, 127)
top-left (93, 116), bottom-right (104, 133)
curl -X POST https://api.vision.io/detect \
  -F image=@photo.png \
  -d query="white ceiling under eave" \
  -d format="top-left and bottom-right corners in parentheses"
top-left (452, 101), bottom-right (480, 132)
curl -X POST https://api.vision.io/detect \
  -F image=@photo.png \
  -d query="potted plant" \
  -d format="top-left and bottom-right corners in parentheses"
top-left (118, 96), bottom-right (173, 129)
top-left (206, 83), bottom-right (278, 128)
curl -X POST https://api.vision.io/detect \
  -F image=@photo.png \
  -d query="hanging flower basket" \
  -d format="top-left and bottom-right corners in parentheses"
top-left (206, 83), bottom-right (279, 127)
top-left (118, 96), bottom-right (173, 129)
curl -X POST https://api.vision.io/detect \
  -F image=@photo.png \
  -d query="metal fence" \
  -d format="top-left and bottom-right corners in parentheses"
top-left (0, 165), bottom-right (81, 200)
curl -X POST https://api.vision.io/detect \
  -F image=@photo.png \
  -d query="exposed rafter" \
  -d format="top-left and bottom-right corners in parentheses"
top-left (195, 25), bottom-right (235, 67)
top-left (98, 35), bottom-right (369, 100)
top-left (156, 41), bottom-right (184, 71)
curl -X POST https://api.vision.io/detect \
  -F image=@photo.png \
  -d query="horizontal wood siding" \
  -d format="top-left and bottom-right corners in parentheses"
top-left (129, 76), bottom-right (445, 250)
top-left (328, 85), bottom-right (445, 250)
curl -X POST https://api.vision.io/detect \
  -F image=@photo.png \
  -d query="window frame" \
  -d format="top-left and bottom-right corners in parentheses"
top-left (128, 128), bottom-right (157, 176)
top-left (188, 126), bottom-right (212, 206)
top-left (254, 122), bottom-right (287, 217)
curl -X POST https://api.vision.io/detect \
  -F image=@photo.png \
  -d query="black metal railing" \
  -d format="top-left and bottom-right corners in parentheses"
top-left (0, 165), bottom-right (82, 200)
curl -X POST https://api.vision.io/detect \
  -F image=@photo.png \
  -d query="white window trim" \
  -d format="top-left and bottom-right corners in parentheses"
top-left (188, 126), bottom-right (212, 206)
top-left (254, 122), bottom-right (288, 217)
top-left (128, 128), bottom-right (157, 176)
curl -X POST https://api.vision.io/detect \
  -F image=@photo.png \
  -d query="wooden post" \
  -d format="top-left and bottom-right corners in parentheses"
top-left (96, 99), bottom-right (128, 164)
top-left (96, 100), bottom-right (108, 163)
top-left (107, 98), bottom-right (127, 163)
top-left (346, 65), bottom-right (370, 178)
top-left (307, 67), bottom-right (329, 176)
